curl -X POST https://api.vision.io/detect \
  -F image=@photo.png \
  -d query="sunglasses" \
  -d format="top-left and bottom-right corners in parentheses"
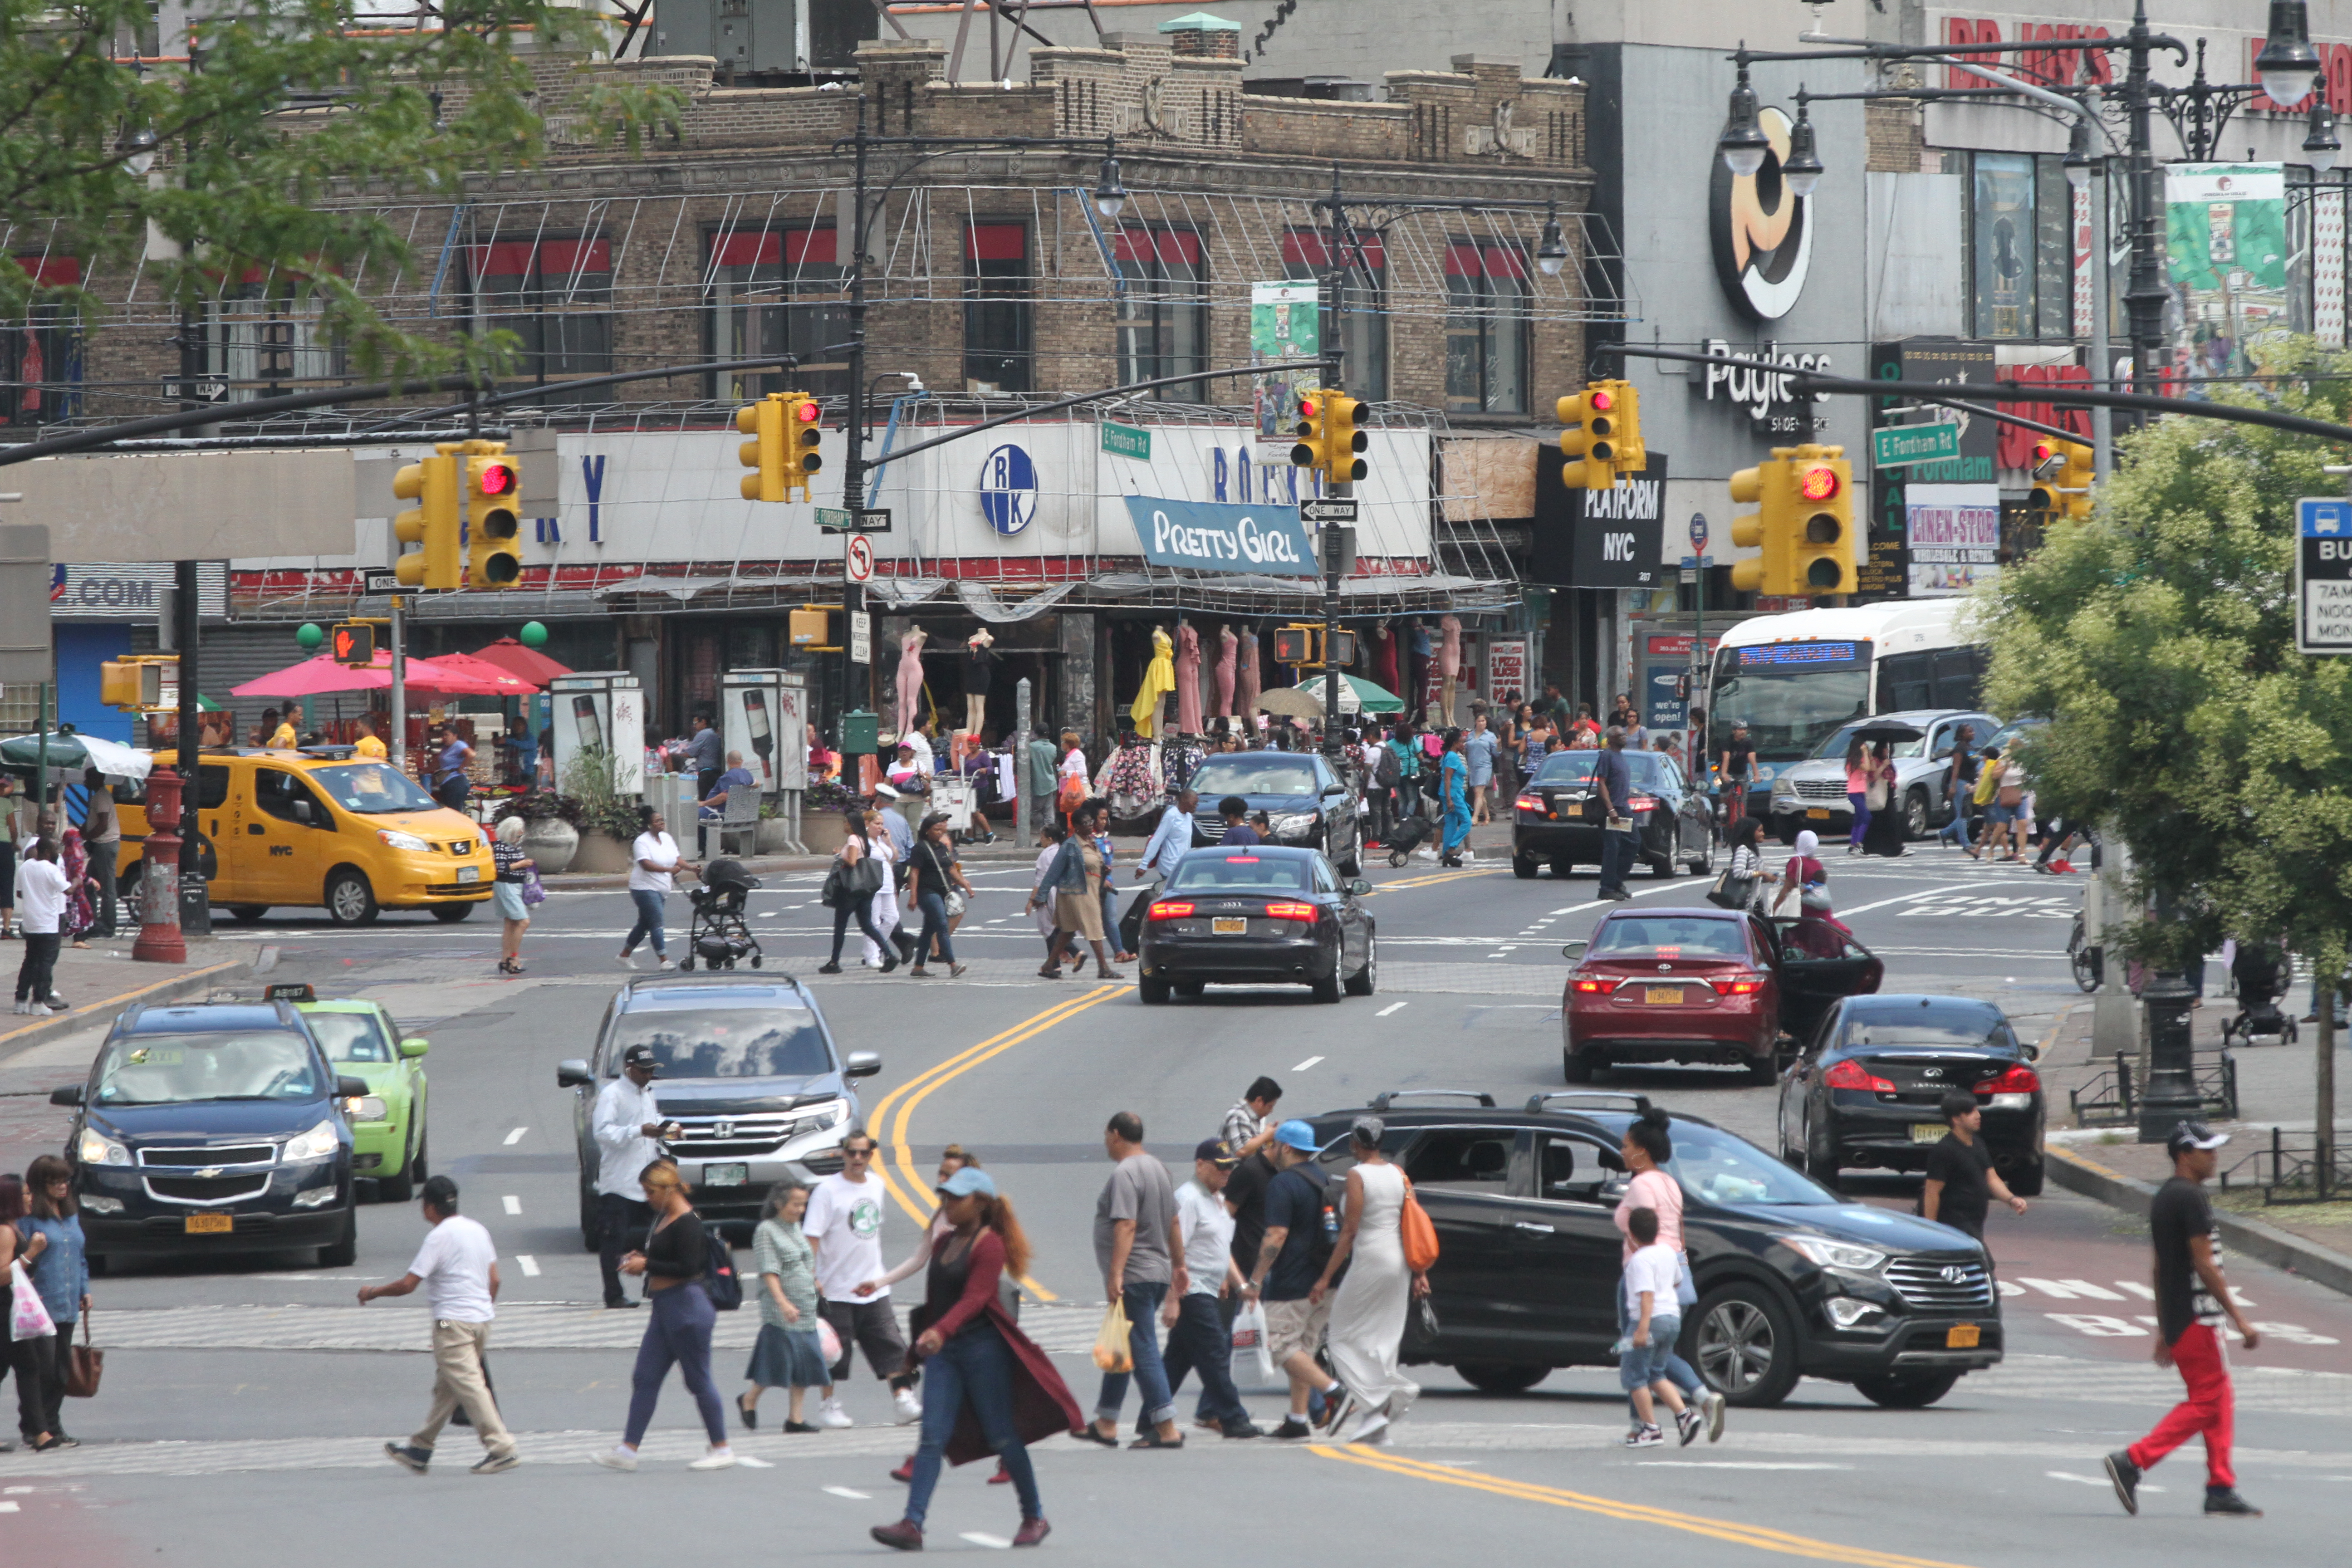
top-left (843, 1146), bottom-right (876, 1159)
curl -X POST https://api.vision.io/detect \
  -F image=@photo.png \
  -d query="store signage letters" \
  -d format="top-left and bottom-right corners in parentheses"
top-left (1123, 495), bottom-right (1316, 577)
top-left (1699, 339), bottom-right (1831, 436)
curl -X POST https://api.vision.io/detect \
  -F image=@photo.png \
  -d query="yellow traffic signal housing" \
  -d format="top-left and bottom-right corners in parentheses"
top-left (1557, 381), bottom-right (1626, 491)
top-left (100, 660), bottom-right (163, 709)
top-left (463, 441), bottom-right (523, 588)
top-left (330, 623), bottom-right (377, 666)
top-left (1289, 392), bottom-right (1330, 476)
top-left (789, 607), bottom-right (833, 647)
top-left (1272, 625), bottom-right (1318, 666)
top-left (1322, 391), bottom-right (1368, 484)
top-left (392, 449), bottom-right (462, 591)
top-left (1728, 459), bottom-right (1787, 596)
top-left (1602, 380), bottom-right (1646, 483)
top-left (782, 393), bottom-right (824, 500)
top-left (739, 395), bottom-right (785, 503)
top-left (1786, 446), bottom-right (1856, 595)
top-left (2029, 436), bottom-right (2096, 523)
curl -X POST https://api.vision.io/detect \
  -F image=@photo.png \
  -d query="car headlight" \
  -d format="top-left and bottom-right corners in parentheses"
top-left (377, 828), bottom-right (432, 852)
top-left (1775, 1234), bottom-right (1888, 1272)
top-left (1269, 813), bottom-right (1317, 838)
top-left (76, 1127), bottom-right (131, 1167)
top-left (342, 1095), bottom-right (389, 1122)
top-left (792, 1100), bottom-right (852, 1139)
top-left (1772, 777), bottom-right (1795, 798)
top-left (1824, 1295), bottom-right (1887, 1329)
top-left (284, 1119), bottom-right (341, 1162)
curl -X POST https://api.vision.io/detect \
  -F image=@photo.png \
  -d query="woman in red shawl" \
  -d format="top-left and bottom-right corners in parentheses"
top-left (870, 1166), bottom-right (1080, 1551)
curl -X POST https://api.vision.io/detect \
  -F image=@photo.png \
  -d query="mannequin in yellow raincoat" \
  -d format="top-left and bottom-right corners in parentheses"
top-left (1129, 624), bottom-right (1176, 737)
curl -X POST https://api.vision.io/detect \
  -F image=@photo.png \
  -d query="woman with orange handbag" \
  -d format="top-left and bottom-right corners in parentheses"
top-left (1308, 1116), bottom-right (1428, 1445)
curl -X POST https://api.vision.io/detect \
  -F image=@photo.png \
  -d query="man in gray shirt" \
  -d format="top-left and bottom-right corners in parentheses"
top-left (1593, 728), bottom-right (1636, 902)
top-left (686, 712), bottom-right (723, 801)
top-left (1088, 1110), bottom-right (1187, 1449)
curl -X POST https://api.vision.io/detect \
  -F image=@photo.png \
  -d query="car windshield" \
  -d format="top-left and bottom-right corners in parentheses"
top-left (1533, 752), bottom-right (1670, 789)
top-left (93, 1030), bottom-right (322, 1105)
top-left (301, 1010), bottom-right (392, 1063)
top-left (1811, 720), bottom-right (1930, 761)
top-left (308, 763), bottom-right (441, 815)
top-left (1589, 915), bottom-right (1749, 959)
top-left (1709, 644), bottom-right (1873, 761)
top-left (1663, 1121), bottom-right (1837, 1207)
top-left (609, 1006), bottom-right (833, 1078)
top-left (1843, 1008), bottom-right (2012, 1050)
top-left (1188, 758), bottom-right (1321, 797)
top-left (1166, 855), bottom-right (1313, 892)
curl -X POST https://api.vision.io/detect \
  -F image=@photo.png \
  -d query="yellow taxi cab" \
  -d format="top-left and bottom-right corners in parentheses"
top-left (118, 748), bottom-right (495, 925)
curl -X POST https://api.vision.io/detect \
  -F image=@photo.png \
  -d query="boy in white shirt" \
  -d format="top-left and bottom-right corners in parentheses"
top-left (1160, 1138), bottom-right (1259, 1439)
top-left (1618, 1206), bottom-right (1692, 1448)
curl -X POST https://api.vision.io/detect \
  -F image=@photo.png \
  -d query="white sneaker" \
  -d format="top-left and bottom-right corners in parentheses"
top-left (688, 1447), bottom-right (736, 1470)
top-left (657, 958), bottom-right (675, 971)
top-left (593, 1446), bottom-right (639, 1471)
top-left (893, 1387), bottom-right (923, 1424)
top-left (616, 953), bottom-right (637, 969)
top-left (1703, 1389), bottom-right (1726, 1442)
top-left (817, 1397), bottom-right (855, 1430)
top-left (1348, 1411), bottom-right (1390, 1445)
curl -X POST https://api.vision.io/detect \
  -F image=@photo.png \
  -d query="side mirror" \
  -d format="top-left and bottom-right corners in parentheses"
top-left (292, 799), bottom-right (313, 824)
top-left (49, 1083), bottom-right (83, 1107)
top-left (2023, 1041), bottom-right (2042, 1063)
top-left (398, 1036), bottom-right (430, 1059)
top-left (335, 1075), bottom-right (369, 1099)
top-left (1347, 877), bottom-right (1372, 897)
top-left (843, 1050), bottom-right (882, 1079)
top-left (1321, 782), bottom-right (1348, 795)
top-left (1561, 939), bottom-right (1589, 960)
top-left (556, 1058), bottom-right (593, 1088)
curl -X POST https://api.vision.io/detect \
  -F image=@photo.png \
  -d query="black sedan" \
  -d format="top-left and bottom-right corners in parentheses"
top-left (1306, 1091), bottom-right (2001, 1410)
top-left (1137, 845), bottom-right (1376, 1004)
top-left (1186, 752), bottom-right (1363, 877)
top-left (1776, 995), bottom-right (2046, 1196)
top-left (1511, 749), bottom-right (1715, 879)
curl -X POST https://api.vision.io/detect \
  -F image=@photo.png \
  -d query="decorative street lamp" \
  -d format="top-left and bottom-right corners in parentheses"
top-left (2254, 0), bottom-right (2322, 109)
top-left (1718, 63), bottom-right (1771, 179)
top-left (2063, 117), bottom-right (2097, 190)
top-left (2306, 102), bottom-right (2342, 174)
top-left (1093, 140), bottom-right (1127, 220)
top-left (118, 123), bottom-right (159, 176)
top-left (1782, 97), bottom-right (1824, 198)
top-left (1535, 206), bottom-right (1569, 277)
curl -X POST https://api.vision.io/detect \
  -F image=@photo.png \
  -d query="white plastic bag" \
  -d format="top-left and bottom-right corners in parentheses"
top-left (9, 1260), bottom-right (55, 1342)
top-left (1230, 1299), bottom-right (1276, 1387)
top-left (817, 1315), bottom-right (843, 1367)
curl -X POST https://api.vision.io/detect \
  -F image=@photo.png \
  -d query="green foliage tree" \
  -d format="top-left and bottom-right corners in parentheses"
top-left (1984, 352), bottom-right (2349, 1185)
top-left (0, 0), bottom-right (678, 383)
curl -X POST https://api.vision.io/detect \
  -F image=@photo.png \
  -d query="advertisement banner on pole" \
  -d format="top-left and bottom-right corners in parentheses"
top-left (1251, 280), bottom-right (1319, 438)
top-left (2165, 162), bottom-right (2288, 385)
top-left (1904, 484), bottom-right (2001, 596)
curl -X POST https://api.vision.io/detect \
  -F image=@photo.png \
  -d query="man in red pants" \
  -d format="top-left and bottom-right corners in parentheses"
top-left (2106, 1120), bottom-right (2262, 1518)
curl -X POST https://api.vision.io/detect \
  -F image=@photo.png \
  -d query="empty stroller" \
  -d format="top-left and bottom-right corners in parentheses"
top-left (682, 858), bottom-right (763, 971)
top-left (2222, 941), bottom-right (2296, 1047)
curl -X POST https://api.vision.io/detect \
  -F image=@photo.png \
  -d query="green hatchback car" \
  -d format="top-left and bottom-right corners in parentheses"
top-left (269, 984), bottom-right (431, 1201)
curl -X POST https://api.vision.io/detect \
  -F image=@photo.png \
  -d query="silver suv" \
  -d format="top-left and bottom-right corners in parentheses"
top-left (1767, 710), bottom-right (1999, 844)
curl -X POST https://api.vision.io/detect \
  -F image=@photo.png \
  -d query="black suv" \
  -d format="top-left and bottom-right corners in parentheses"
top-left (1304, 1090), bottom-right (2002, 1409)
top-left (559, 973), bottom-right (879, 1242)
top-left (1185, 751), bottom-right (1362, 877)
top-left (55, 1000), bottom-right (365, 1269)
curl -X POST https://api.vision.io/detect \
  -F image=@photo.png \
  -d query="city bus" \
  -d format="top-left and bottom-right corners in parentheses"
top-left (1703, 600), bottom-right (1989, 816)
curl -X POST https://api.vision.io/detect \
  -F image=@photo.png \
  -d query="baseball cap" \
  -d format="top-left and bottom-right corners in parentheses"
top-left (621, 1044), bottom-right (662, 1073)
top-left (2166, 1119), bottom-right (2230, 1156)
top-left (937, 1166), bottom-right (998, 1200)
top-left (874, 782), bottom-right (902, 800)
top-left (1273, 1118), bottom-right (1319, 1152)
top-left (1194, 1137), bottom-right (1241, 1169)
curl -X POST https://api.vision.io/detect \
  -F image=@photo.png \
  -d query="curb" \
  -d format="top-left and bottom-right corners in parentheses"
top-left (0, 958), bottom-right (253, 1068)
top-left (2046, 1143), bottom-right (2352, 1299)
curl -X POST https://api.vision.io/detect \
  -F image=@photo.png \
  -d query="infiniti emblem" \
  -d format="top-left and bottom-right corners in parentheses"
top-left (1939, 1265), bottom-right (1969, 1284)
top-left (1921, 1068), bottom-right (1942, 1078)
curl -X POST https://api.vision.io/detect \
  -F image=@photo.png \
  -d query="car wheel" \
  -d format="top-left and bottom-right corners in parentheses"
top-left (1512, 854), bottom-right (1539, 880)
top-left (1550, 860), bottom-right (1576, 878)
top-left (320, 1207), bottom-right (359, 1269)
top-left (1851, 1370), bottom-right (1961, 1410)
top-left (410, 1130), bottom-right (427, 1183)
top-left (323, 868), bottom-right (378, 926)
top-left (1804, 1127), bottom-right (1842, 1190)
top-left (1311, 970), bottom-right (1343, 1004)
top-left (1743, 1049), bottom-right (1779, 1086)
top-left (227, 904), bottom-right (270, 923)
top-left (1692, 1281), bottom-right (1801, 1407)
top-left (1904, 789), bottom-right (1931, 840)
top-left (1453, 1362), bottom-right (1551, 1396)
top-left (1173, 980), bottom-right (1205, 999)
top-left (1563, 1048), bottom-right (1596, 1083)
top-left (379, 1135), bottom-right (416, 1203)
top-left (1689, 832), bottom-right (1715, 875)
top-left (2007, 1159), bottom-right (2044, 1198)
top-left (430, 902), bottom-right (473, 923)
top-left (1344, 937), bottom-right (1377, 996)
top-left (1651, 825), bottom-right (1679, 877)
top-left (1139, 974), bottom-right (1172, 1004)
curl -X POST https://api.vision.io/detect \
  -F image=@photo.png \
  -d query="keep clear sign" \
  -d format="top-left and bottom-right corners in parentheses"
top-left (2298, 496), bottom-right (2352, 654)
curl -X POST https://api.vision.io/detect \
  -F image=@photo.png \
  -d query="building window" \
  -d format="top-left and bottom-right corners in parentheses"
top-left (1114, 226), bottom-right (1208, 402)
top-left (206, 275), bottom-right (343, 392)
top-left (965, 223), bottom-right (1032, 392)
top-left (708, 225), bottom-right (849, 402)
top-left (1445, 243), bottom-right (1529, 414)
top-left (2, 255), bottom-right (80, 427)
top-left (1281, 229), bottom-right (1387, 401)
top-left (470, 238), bottom-right (614, 403)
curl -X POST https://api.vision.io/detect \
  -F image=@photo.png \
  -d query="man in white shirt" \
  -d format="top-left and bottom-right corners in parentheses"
top-left (12, 839), bottom-right (70, 1014)
top-left (805, 1127), bottom-right (920, 1426)
top-left (1121, 788), bottom-right (1196, 952)
top-left (363, 1176), bottom-right (519, 1474)
top-left (1160, 1138), bottom-right (1258, 1438)
top-left (592, 1044), bottom-right (675, 1308)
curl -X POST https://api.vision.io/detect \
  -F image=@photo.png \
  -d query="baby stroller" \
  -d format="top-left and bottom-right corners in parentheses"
top-left (2222, 942), bottom-right (2296, 1048)
top-left (682, 858), bottom-right (763, 971)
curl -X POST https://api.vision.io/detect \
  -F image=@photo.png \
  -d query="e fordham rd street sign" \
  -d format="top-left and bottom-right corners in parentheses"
top-left (1871, 421), bottom-right (1963, 468)
top-left (2298, 496), bottom-right (2352, 654)
top-left (1100, 422), bottom-right (1152, 461)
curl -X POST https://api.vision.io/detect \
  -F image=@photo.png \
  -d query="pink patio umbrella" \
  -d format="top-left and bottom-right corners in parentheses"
top-left (425, 650), bottom-right (543, 696)
top-left (230, 651), bottom-right (511, 699)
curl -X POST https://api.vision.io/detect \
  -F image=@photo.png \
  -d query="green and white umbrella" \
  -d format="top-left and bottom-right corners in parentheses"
top-left (1275, 675), bottom-right (1406, 717)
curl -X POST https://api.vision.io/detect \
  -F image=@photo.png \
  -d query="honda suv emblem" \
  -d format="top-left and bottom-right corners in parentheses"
top-left (713, 1121), bottom-right (734, 1140)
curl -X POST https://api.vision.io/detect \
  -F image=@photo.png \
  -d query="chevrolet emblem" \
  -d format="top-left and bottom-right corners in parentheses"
top-left (196, 1166), bottom-right (223, 1179)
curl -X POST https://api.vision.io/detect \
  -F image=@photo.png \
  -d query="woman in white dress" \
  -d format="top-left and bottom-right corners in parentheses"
top-left (1310, 1116), bottom-right (1428, 1444)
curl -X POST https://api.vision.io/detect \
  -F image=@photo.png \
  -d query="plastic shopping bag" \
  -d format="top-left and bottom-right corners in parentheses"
top-left (9, 1260), bottom-right (55, 1342)
top-left (1092, 1298), bottom-right (1134, 1373)
top-left (817, 1315), bottom-right (843, 1367)
top-left (1230, 1299), bottom-right (1276, 1387)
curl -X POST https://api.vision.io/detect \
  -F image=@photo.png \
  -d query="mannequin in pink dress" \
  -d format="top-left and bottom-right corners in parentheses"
top-left (1236, 623), bottom-right (1262, 727)
top-left (895, 625), bottom-right (928, 736)
top-left (1175, 622), bottom-right (1205, 736)
top-left (1438, 613), bottom-right (1463, 725)
top-left (1213, 623), bottom-right (1239, 719)
top-left (1372, 622), bottom-right (1399, 697)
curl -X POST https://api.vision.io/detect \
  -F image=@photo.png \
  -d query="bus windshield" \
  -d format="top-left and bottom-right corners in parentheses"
top-left (1710, 640), bottom-right (1873, 761)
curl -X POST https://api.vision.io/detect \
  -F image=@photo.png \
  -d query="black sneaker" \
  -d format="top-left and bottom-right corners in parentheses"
top-left (2103, 1450), bottom-right (2141, 1516)
top-left (2204, 1487), bottom-right (2262, 1517)
top-left (603, 1296), bottom-right (640, 1309)
top-left (817, 962), bottom-right (843, 975)
top-left (470, 1451), bottom-right (520, 1475)
top-left (1219, 1418), bottom-right (1263, 1439)
top-left (1270, 1417), bottom-right (1314, 1440)
top-left (385, 1441), bottom-right (432, 1473)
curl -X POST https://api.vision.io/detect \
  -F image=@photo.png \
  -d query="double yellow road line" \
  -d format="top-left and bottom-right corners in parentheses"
top-left (861, 982), bottom-right (1126, 1303)
top-left (1311, 1447), bottom-right (1977, 1568)
top-left (1363, 865), bottom-right (1504, 896)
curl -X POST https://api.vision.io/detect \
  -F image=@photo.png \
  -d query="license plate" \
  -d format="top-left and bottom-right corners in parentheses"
top-left (1644, 987), bottom-right (1685, 1005)
top-left (703, 1162), bottom-right (748, 1187)
top-left (184, 1212), bottom-right (233, 1235)
top-left (1806, 808), bottom-right (1832, 819)
top-left (1212, 917), bottom-right (1248, 935)
top-left (456, 866), bottom-right (480, 883)
top-left (1911, 1123), bottom-right (1947, 1144)
top-left (1945, 1324), bottom-right (1981, 1348)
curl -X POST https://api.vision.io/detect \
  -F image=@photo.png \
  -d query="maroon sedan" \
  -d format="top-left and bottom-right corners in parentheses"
top-left (1559, 907), bottom-right (1882, 1085)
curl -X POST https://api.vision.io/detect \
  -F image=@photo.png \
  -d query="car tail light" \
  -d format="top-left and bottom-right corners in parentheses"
top-left (1572, 977), bottom-right (1612, 994)
top-left (1975, 1063), bottom-right (2041, 1096)
top-left (1709, 973), bottom-right (1766, 995)
top-left (1147, 901), bottom-right (1195, 920)
top-left (1263, 902), bottom-right (1318, 922)
top-left (1627, 795), bottom-right (1658, 813)
top-left (1514, 795), bottom-right (1544, 812)
top-left (1823, 1059), bottom-right (1896, 1092)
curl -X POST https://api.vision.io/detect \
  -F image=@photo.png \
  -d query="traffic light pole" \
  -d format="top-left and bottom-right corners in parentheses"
top-left (389, 593), bottom-right (408, 774)
top-left (1322, 163), bottom-right (1347, 761)
top-left (843, 100), bottom-right (872, 745)
top-left (174, 556), bottom-right (208, 938)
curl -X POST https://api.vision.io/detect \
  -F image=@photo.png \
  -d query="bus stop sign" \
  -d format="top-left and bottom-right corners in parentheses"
top-left (2298, 497), bottom-right (2352, 654)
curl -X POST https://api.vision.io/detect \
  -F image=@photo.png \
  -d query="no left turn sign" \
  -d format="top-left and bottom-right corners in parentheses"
top-left (846, 534), bottom-right (875, 584)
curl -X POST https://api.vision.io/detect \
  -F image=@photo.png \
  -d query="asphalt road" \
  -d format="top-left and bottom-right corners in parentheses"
top-left (1, 837), bottom-right (2344, 1566)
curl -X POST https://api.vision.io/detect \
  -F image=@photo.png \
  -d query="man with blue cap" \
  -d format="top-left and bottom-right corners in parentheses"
top-left (1243, 1119), bottom-right (1348, 1439)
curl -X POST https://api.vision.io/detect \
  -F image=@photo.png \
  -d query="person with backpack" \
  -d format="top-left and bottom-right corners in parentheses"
top-left (1243, 1120), bottom-right (1346, 1439)
top-left (595, 1159), bottom-right (737, 1472)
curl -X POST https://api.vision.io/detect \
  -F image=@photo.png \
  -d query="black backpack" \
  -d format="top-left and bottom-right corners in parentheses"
top-left (1373, 746), bottom-right (1402, 788)
top-left (703, 1226), bottom-right (744, 1311)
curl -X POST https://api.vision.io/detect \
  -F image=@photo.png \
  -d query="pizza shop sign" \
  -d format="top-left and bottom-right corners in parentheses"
top-left (1698, 339), bottom-right (1831, 438)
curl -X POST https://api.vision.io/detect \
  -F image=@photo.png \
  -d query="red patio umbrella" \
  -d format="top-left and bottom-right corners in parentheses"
top-left (230, 651), bottom-right (510, 699)
top-left (470, 637), bottom-right (572, 686)
top-left (421, 651), bottom-right (541, 696)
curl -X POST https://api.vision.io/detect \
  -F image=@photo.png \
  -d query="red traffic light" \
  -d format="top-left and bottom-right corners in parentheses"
top-left (478, 462), bottom-right (517, 495)
top-left (1796, 466), bottom-right (1840, 502)
top-left (1589, 389), bottom-right (1614, 411)
top-left (794, 400), bottom-right (821, 422)
top-left (1298, 397), bottom-right (1319, 419)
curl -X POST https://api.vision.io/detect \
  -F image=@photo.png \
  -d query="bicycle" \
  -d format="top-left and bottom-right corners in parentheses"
top-left (2068, 909), bottom-right (2102, 993)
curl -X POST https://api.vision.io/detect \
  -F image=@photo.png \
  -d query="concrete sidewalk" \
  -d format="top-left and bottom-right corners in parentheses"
top-left (0, 934), bottom-right (251, 1065)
